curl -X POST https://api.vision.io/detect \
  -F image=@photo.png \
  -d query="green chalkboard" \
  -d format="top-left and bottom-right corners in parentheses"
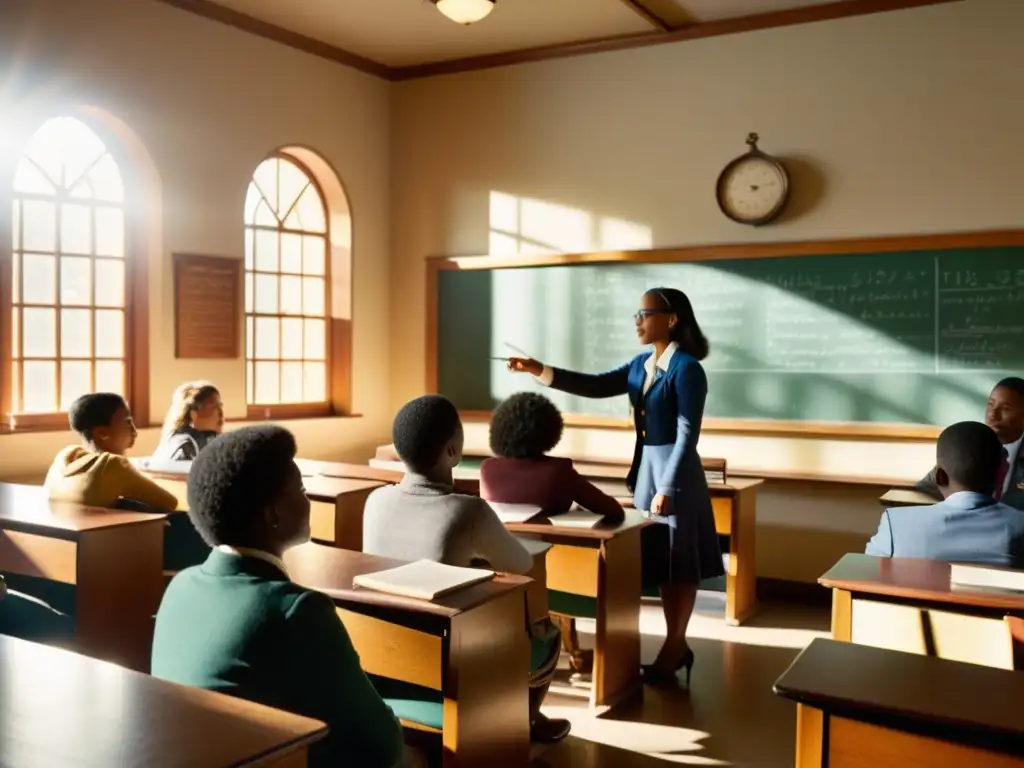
top-left (435, 241), bottom-right (1024, 428)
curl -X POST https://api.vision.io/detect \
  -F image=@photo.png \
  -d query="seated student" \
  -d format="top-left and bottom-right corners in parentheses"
top-left (916, 378), bottom-right (1024, 510)
top-left (153, 381), bottom-right (223, 461)
top-left (868, 421), bottom-right (1024, 567)
top-left (45, 393), bottom-right (177, 510)
top-left (152, 426), bottom-right (407, 768)
top-left (480, 392), bottom-right (625, 522)
top-left (480, 391), bottom-right (623, 678)
top-left (363, 395), bottom-right (571, 744)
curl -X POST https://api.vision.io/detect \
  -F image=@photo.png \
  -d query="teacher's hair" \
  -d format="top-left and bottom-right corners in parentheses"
top-left (648, 287), bottom-right (710, 361)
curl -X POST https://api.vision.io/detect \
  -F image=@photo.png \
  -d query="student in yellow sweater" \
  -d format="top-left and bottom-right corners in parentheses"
top-left (45, 393), bottom-right (178, 510)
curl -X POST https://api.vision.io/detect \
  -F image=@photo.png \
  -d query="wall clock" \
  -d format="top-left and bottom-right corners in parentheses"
top-left (716, 133), bottom-right (790, 226)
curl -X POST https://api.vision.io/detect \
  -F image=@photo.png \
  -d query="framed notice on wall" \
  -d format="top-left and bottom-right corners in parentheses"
top-left (173, 253), bottom-right (242, 359)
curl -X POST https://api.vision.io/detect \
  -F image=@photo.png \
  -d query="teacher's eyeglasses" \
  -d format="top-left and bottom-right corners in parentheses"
top-left (634, 309), bottom-right (670, 323)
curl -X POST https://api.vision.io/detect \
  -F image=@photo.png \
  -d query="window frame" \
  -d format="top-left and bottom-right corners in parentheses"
top-left (244, 151), bottom-right (334, 422)
top-left (0, 113), bottom-right (150, 433)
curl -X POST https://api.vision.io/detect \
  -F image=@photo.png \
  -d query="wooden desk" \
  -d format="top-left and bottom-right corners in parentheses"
top-left (141, 469), bottom-right (382, 552)
top-left (301, 475), bottom-right (384, 549)
top-left (366, 455), bottom-right (761, 626)
top-left (775, 638), bottom-right (1024, 767)
top-left (504, 511), bottom-right (649, 709)
top-left (2, 634), bottom-right (326, 767)
top-left (879, 488), bottom-right (938, 507)
top-left (819, 553), bottom-right (1024, 670)
top-left (0, 483), bottom-right (165, 671)
top-left (284, 543), bottom-right (531, 766)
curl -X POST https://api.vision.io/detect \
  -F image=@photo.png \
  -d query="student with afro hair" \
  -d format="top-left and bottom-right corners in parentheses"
top-left (479, 392), bottom-right (625, 679)
top-left (152, 425), bottom-right (407, 768)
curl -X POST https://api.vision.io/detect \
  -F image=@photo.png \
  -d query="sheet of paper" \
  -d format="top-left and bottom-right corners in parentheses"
top-left (515, 536), bottom-right (553, 556)
top-left (548, 508), bottom-right (602, 529)
top-left (352, 559), bottom-right (495, 601)
top-left (950, 563), bottom-right (1024, 592)
top-left (130, 457), bottom-right (192, 475)
top-left (489, 502), bottom-right (544, 524)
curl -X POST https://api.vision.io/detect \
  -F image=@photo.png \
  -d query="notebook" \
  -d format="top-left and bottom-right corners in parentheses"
top-left (950, 563), bottom-right (1024, 593)
top-left (352, 560), bottom-right (496, 601)
top-left (489, 502), bottom-right (545, 524)
top-left (548, 506), bottom-right (602, 529)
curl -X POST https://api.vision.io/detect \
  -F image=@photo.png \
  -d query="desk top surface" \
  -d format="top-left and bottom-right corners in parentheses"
top-left (0, 635), bottom-right (326, 768)
top-left (301, 474), bottom-right (384, 500)
top-left (819, 553), bottom-right (1024, 611)
top-left (0, 483), bottom-right (167, 536)
top-left (507, 508), bottom-right (653, 541)
top-left (284, 542), bottom-right (531, 618)
top-left (775, 638), bottom-right (1024, 741)
top-left (880, 488), bottom-right (938, 507)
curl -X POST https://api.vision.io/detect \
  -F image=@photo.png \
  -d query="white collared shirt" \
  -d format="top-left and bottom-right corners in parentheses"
top-left (216, 545), bottom-right (290, 579)
top-left (536, 341), bottom-right (679, 391)
top-left (1002, 436), bottom-right (1022, 496)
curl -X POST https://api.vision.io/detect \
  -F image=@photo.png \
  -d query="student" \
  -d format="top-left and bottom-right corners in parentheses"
top-left (480, 391), bottom-right (625, 522)
top-left (868, 421), bottom-right (1024, 566)
top-left (916, 378), bottom-right (1024, 510)
top-left (363, 395), bottom-right (571, 744)
top-left (152, 426), bottom-right (407, 768)
top-left (45, 393), bottom-right (177, 510)
top-left (153, 381), bottom-right (223, 461)
top-left (480, 391), bottom-right (624, 679)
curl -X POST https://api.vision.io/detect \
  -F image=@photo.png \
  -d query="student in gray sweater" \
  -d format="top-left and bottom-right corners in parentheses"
top-left (363, 395), bottom-right (570, 744)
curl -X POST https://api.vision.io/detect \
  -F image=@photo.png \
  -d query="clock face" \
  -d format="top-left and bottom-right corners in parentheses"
top-left (717, 155), bottom-right (788, 225)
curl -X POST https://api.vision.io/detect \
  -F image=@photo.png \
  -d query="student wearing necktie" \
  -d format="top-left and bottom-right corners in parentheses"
top-left (916, 378), bottom-right (1024, 509)
top-left (868, 421), bottom-right (1024, 567)
top-left (507, 287), bottom-right (723, 687)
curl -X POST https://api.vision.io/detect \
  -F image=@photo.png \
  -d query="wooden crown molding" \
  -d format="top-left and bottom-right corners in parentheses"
top-left (155, 0), bottom-right (962, 82)
top-left (618, 0), bottom-right (694, 32)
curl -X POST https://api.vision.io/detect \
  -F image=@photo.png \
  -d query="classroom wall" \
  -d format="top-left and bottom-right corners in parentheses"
top-left (0, 0), bottom-right (392, 480)
top-left (391, 0), bottom-right (1024, 580)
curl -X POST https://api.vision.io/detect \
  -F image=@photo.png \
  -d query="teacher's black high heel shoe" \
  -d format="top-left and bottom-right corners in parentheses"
top-left (642, 648), bottom-right (695, 687)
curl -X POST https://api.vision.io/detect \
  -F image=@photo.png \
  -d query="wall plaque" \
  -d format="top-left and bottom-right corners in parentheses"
top-left (173, 253), bottom-right (241, 359)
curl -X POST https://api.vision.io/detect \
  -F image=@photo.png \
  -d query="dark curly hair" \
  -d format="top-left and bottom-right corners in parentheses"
top-left (186, 425), bottom-right (298, 547)
top-left (489, 392), bottom-right (564, 459)
top-left (392, 395), bottom-right (461, 473)
top-left (68, 393), bottom-right (128, 440)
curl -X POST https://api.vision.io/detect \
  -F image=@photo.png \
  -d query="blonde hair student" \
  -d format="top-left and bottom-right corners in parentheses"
top-left (153, 381), bottom-right (224, 461)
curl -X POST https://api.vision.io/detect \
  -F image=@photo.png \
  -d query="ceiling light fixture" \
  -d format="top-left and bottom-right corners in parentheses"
top-left (433, 0), bottom-right (496, 25)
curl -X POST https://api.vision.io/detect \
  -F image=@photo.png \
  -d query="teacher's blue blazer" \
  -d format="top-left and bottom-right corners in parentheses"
top-left (548, 350), bottom-right (708, 513)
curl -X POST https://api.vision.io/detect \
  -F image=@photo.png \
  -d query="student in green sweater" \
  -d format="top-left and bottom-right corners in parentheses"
top-left (151, 425), bottom-right (407, 768)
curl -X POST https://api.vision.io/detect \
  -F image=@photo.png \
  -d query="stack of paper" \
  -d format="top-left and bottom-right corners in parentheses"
top-left (950, 563), bottom-right (1024, 592)
top-left (489, 502), bottom-right (544, 524)
top-left (548, 507), bottom-right (602, 529)
top-left (352, 560), bottom-right (495, 601)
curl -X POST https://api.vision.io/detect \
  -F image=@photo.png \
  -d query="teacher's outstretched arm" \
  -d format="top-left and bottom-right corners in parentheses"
top-left (507, 357), bottom-right (629, 399)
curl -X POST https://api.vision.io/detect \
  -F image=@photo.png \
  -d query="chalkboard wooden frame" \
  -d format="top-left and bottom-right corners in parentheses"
top-left (426, 229), bottom-right (1024, 440)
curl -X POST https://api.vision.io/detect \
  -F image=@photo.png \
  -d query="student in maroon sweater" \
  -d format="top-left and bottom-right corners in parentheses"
top-left (480, 392), bottom-right (625, 676)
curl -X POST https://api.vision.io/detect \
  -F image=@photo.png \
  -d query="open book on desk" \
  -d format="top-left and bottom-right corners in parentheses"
top-left (950, 563), bottom-right (1024, 593)
top-left (547, 506), bottom-right (603, 529)
top-left (351, 560), bottom-right (496, 601)
top-left (489, 503), bottom-right (545, 524)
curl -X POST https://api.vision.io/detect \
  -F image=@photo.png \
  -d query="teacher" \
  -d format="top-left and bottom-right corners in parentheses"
top-left (508, 287), bottom-right (723, 687)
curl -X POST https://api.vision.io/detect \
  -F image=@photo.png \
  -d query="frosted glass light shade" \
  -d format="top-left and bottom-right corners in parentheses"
top-left (435, 0), bottom-right (495, 25)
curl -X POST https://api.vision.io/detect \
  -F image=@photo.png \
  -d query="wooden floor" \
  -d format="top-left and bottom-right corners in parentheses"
top-left (535, 591), bottom-right (830, 766)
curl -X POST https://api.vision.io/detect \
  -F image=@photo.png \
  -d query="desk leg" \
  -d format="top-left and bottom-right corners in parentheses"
top-left (334, 488), bottom-right (375, 552)
top-left (830, 589), bottom-right (852, 642)
top-left (594, 527), bottom-right (642, 709)
top-left (446, 590), bottom-right (530, 766)
top-left (77, 522), bottom-right (164, 672)
top-left (725, 488), bottom-right (758, 626)
top-left (795, 704), bottom-right (825, 768)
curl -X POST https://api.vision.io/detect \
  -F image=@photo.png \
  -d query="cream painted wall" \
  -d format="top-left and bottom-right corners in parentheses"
top-left (391, 0), bottom-right (1024, 580)
top-left (0, 0), bottom-right (392, 480)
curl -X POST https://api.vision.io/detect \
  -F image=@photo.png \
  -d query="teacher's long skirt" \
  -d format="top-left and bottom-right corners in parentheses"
top-left (633, 444), bottom-right (724, 588)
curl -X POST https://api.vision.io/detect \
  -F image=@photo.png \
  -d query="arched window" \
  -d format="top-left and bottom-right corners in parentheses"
top-left (7, 116), bottom-right (129, 426)
top-left (244, 155), bottom-right (330, 417)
